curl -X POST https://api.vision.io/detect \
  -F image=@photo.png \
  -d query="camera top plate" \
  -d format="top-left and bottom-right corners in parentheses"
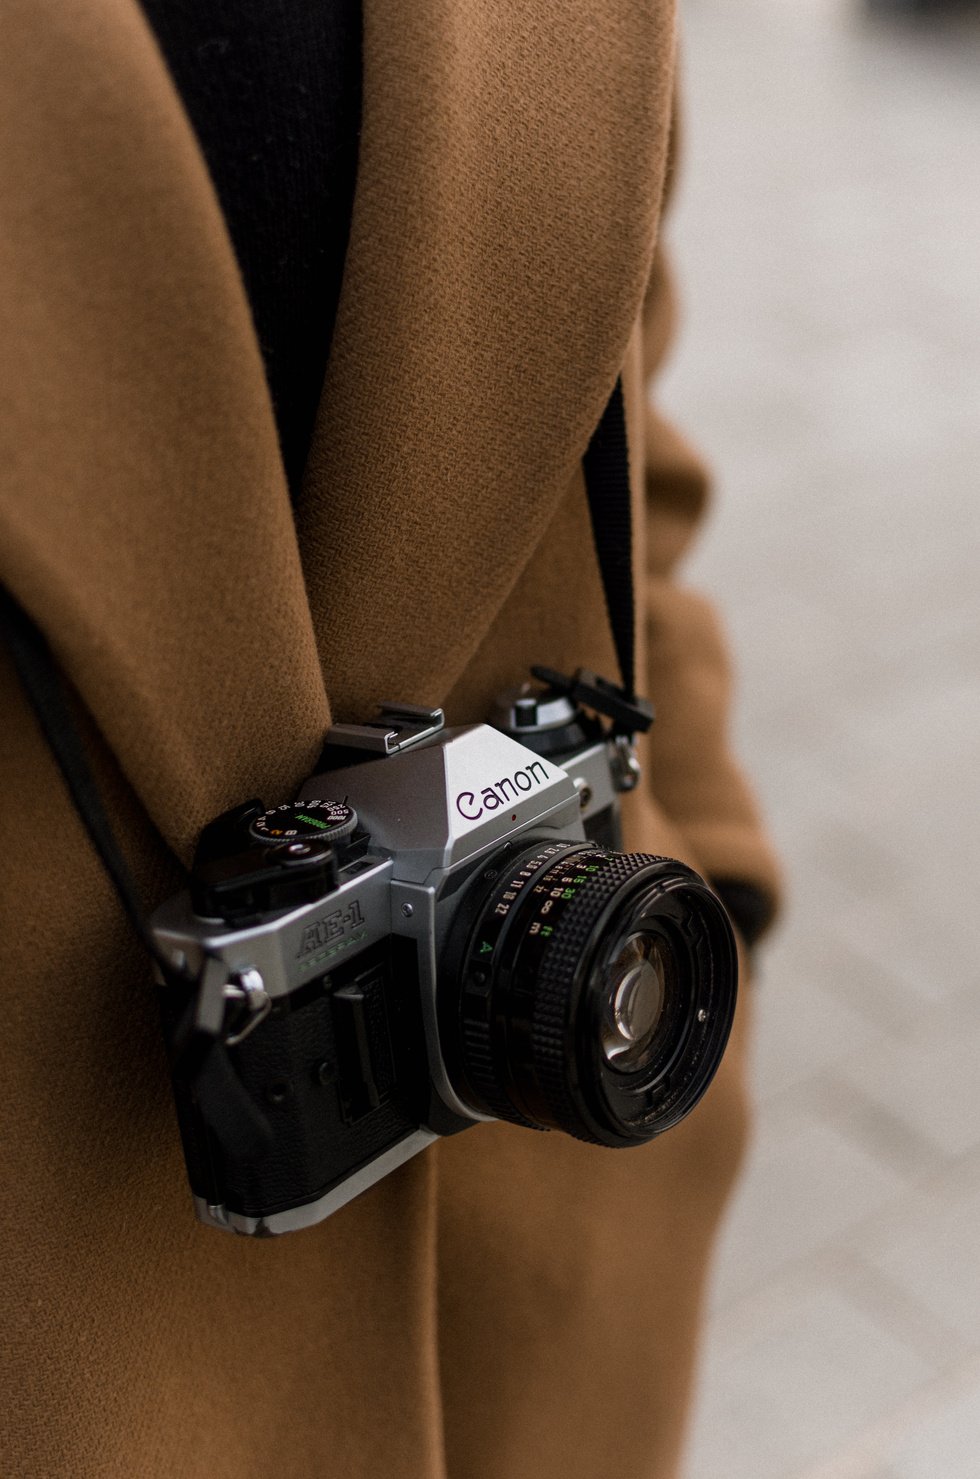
top-left (300, 723), bottom-right (581, 879)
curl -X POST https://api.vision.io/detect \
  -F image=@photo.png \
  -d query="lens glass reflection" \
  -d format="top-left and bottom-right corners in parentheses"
top-left (600, 932), bottom-right (670, 1073)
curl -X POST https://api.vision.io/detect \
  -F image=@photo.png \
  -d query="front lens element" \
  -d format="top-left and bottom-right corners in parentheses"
top-left (601, 932), bottom-right (670, 1072)
top-left (443, 842), bottom-right (738, 1148)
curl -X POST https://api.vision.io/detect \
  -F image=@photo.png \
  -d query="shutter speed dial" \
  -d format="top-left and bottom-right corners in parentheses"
top-left (249, 799), bottom-right (357, 847)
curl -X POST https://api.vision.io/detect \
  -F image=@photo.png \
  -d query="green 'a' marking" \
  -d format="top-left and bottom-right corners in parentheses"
top-left (479, 940), bottom-right (493, 955)
top-left (540, 925), bottom-right (553, 937)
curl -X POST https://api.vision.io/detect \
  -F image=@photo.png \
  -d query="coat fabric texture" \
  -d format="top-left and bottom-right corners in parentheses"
top-left (0, 2), bottom-right (781, 1476)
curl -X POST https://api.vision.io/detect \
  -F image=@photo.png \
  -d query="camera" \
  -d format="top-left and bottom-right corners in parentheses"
top-left (151, 669), bottom-right (738, 1236)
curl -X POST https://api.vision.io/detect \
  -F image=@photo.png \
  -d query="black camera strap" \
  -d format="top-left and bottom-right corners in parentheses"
top-left (0, 588), bottom-right (177, 959)
top-left (0, 587), bottom-right (274, 1161)
top-left (583, 377), bottom-right (637, 701)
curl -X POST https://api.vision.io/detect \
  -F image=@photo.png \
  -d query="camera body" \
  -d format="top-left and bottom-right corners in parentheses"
top-left (151, 675), bottom-right (737, 1236)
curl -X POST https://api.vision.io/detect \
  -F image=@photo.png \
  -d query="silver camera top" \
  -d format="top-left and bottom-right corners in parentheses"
top-left (299, 715), bottom-right (583, 878)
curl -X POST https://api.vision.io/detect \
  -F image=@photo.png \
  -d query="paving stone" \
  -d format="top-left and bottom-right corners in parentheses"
top-left (834, 1008), bottom-right (980, 1162)
top-left (750, 939), bottom-right (883, 1103)
top-left (709, 1108), bottom-right (910, 1311)
top-left (855, 1169), bottom-right (980, 1351)
top-left (686, 1280), bottom-right (935, 1479)
top-left (861, 1377), bottom-right (980, 1479)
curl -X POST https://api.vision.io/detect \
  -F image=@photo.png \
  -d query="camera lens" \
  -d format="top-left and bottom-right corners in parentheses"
top-left (442, 843), bottom-right (737, 1147)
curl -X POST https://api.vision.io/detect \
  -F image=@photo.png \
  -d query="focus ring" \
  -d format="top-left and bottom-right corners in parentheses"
top-left (459, 1011), bottom-right (540, 1131)
top-left (531, 852), bottom-right (670, 1145)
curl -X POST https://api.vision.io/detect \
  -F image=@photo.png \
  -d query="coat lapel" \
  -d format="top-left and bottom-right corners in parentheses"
top-left (299, 0), bottom-right (677, 719)
top-left (0, 0), bottom-right (328, 858)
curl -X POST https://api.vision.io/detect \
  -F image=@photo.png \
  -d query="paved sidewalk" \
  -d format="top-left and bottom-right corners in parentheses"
top-left (659, 2), bottom-right (980, 1475)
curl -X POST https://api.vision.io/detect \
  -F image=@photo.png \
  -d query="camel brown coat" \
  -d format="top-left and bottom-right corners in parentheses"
top-left (0, 2), bottom-right (780, 1475)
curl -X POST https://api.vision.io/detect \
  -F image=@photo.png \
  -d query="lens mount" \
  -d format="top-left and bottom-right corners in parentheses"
top-left (442, 842), bottom-right (738, 1147)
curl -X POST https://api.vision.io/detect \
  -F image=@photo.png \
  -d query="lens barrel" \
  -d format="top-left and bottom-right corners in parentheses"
top-left (443, 841), bottom-right (738, 1147)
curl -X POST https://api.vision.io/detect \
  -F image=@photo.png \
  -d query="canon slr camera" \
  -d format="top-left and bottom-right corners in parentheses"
top-left (151, 668), bottom-right (738, 1236)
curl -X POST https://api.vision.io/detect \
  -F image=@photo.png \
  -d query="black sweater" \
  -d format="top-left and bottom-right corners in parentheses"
top-left (140, 0), bottom-right (362, 499)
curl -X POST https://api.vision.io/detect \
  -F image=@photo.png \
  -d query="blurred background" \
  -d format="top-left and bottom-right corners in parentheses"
top-left (658, 1), bottom-right (980, 1475)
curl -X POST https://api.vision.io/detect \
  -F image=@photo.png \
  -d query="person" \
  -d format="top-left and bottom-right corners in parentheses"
top-left (0, 3), bottom-right (781, 1476)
